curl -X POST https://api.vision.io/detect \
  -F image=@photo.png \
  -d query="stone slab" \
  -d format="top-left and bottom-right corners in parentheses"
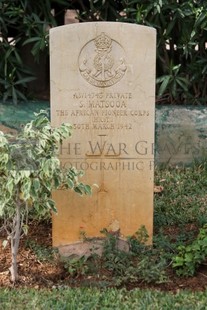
top-left (58, 238), bottom-right (130, 258)
top-left (50, 22), bottom-right (156, 247)
top-left (0, 101), bottom-right (49, 130)
top-left (155, 106), bottom-right (207, 165)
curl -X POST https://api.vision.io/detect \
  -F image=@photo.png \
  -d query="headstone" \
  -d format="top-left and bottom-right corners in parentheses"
top-left (50, 22), bottom-right (156, 250)
top-left (155, 106), bottom-right (207, 165)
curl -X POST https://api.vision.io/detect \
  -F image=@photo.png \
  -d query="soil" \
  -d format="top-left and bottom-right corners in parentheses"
top-left (1, 221), bottom-right (207, 291)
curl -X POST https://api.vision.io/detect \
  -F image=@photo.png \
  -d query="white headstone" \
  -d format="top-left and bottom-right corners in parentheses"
top-left (50, 22), bottom-right (156, 248)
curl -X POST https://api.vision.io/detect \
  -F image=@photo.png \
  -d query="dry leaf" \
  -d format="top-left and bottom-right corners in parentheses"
top-left (154, 185), bottom-right (164, 193)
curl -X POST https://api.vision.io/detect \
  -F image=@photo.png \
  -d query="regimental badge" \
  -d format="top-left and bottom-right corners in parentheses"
top-left (79, 32), bottom-right (127, 88)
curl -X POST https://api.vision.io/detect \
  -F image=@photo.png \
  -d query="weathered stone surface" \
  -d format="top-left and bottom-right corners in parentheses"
top-left (58, 240), bottom-right (104, 258)
top-left (58, 239), bottom-right (129, 258)
top-left (156, 106), bottom-right (207, 165)
top-left (0, 124), bottom-right (17, 135)
top-left (58, 238), bottom-right (129, 258)
top-left (0, 101), bottom-right (49, 131)
top-left (50, 22), bottom-right (156, 248)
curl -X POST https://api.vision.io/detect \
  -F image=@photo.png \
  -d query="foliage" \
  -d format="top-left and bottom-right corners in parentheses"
top-left (172, 224), bottom-right (207, 277)
top-left (122, 0), bottom-right (207, 104)
top-left (1, 0), bottom-right (207, 104)
top-left (154, 161), bottom-right (207, 278)
top-left (62, 159), bottom-right (207, 285)
top-left (63, 256), bottom-right (90, 278)
top-left (154, 162), bottom-right (207, 228)
top-left (0, 0), bottom-right (69, 103)
top-left (101, 233), bottom-right (132, 278)
top-left (61, 226), bottom-right (168, 286)
top-left (0, 40), bottom-right (36, 104)
top-left (0, 161), bottom-right (206, 286)
top-left (71, 0), bottom-right (124, 22)
top-left (25, 239), bottom-right (57, 263)
top-left (0, 110), bottom-right (91, 282)
top-left (2, 288), bottom-right (207, 310)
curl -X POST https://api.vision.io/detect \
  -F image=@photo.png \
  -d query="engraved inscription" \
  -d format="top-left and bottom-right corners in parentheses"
top-left (68, 91), bottom-right (149, 131)
top-left (56, 90), bottom-right (150, 131)
top-left (79, 33), bottom-right (127, 87)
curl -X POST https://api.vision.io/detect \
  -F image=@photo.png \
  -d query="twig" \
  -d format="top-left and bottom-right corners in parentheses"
top-left (198, 272), bottom-right (207, 278)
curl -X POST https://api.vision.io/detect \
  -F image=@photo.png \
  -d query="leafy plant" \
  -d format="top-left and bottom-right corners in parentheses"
top-left (62, 226), bottom-right (169, 286)
top-left (100, 228), bottom-right (132, 276)
top-left (63, 256), bottom-right (89, 278)
top-left (115, 257), bottom-right (168, 286)
top-left (1, 0), bottom-right (207, 104)
top-left (172, 224), bottom-right (207, 276)
top-left (0, 40), bottom-right (36, 104)
top-left (128, 225), bottom-right (150, 255)
top-left (0, 0), bottom-right (69, 103)
top-left (0, 110), bottom-right (91, 282)
top-left (101, 227), bottom-right (168, 286)
top-left (154, 163), bottom-right (207, 228)
top-left (25, 239), bottom-right (57, 263)
top-left (72, 0), bottom-right (124, 22)
top-left (156, 63), bottom-right (189, 104)
top-left (122, 0), bottom-right (207, 104)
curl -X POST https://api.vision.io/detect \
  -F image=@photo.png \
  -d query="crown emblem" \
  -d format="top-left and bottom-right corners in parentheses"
top-left (79, 32), bottom-right (126, 87)
top-left (94, 32), bottom-right (112, 50)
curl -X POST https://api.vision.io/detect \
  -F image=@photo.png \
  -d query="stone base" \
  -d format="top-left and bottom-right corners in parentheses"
top-left (57, 238), bottom-right (130, 258)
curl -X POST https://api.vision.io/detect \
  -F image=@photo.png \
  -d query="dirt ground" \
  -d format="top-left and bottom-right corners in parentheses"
top-left (1, 221), bottom-right (207, 291)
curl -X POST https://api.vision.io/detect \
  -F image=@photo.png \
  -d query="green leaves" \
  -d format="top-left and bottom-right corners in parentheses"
top-left (124, 0), bottom-right (207, 104)
top-left (6, 178), bottom-right (14, 195)
top-left (0, 110), bottom-right (91, 221)
top-left (1, 0), bottom-right (207, 104)
top-left (32, 178), bottom-right (40, 191)
top-left (0, 0), bottom-right (56, 104)
top-left (172, 225), bottom-right (207, 276)
top-left (156, 75), bottom-right (171, 97)
top-left (0, 110), bottom-right (91, 281)
top-left (22, 12), bottom-right (50, 60)
top-left (157, 65), bottom-right (189, 100)
top-left (74, 183), bottom-right (92, 196)
top-left (46, 199), bottom-right (57, 213)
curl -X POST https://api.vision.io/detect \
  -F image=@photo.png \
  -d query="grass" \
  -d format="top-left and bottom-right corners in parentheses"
top-left (1, 161), bottom-right (207, 307)
top-left (154, 162), bottom-right (207, 229)
top-left (1, 287), bottom-right (207, 309)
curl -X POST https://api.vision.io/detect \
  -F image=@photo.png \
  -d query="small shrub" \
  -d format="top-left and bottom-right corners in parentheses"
top-left (62, 256), bottom-right (89, 278)
top-left (172, 224), bottom-right (207, 276)
top-left (101, 227), bottom-right (168, 286)
top-left (25, 239), bottom-right (57, 263)
top-left (0, 110), bottom-right (91, 282)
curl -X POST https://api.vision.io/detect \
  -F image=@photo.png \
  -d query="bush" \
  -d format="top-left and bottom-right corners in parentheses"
top-left (0, 110), bottom-right (91, 282)
top-left (0, 0), bottom-right (68, 103)
top-left (122, 0), bottom-right (207, 104)
top-left (1, 0), bottom-right (207, 104)
top-left (173, 224), bottom-right (207, 276)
